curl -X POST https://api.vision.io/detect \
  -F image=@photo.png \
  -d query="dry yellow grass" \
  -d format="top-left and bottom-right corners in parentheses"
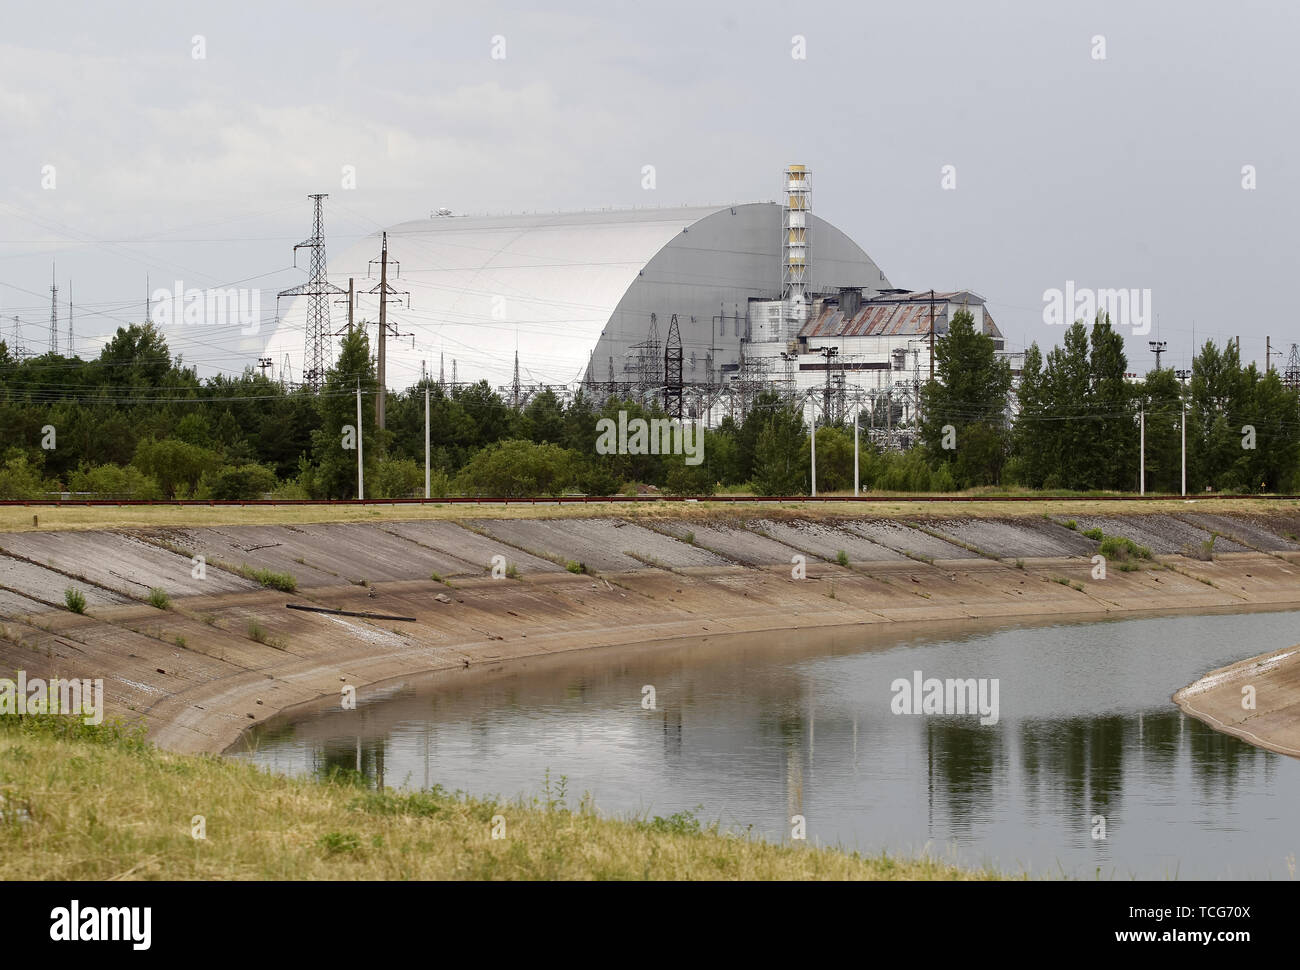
top-left (0, 717), bottom-right (1003, 880)
top-left (3, 495), bottom-right (1294, 534)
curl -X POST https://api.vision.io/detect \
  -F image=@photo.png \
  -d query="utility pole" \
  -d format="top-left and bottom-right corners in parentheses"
top-left (377, 235), bottom-right (389, 428)
top-left (853, 406), bottom-right (859, 496)
top-left (424, 385), bottom-right (431, 499)
top-left (929, 288), bottom-right (935, 382)
top-left (347, 278), bottom-right (355, 335)
top-left (810, 401), bottom-right (817, 498)
top-left (356, 381), bottom-right (364, 500)
top-left (1181, 399), bottom-right (1187, 496)
top-left (367, 232), bottom-right (411, 430)
top-left (1139, 407), bottom-right (1145, 496)
top-left (820, 346), bottom-right (838, 422)
top-left (67, 281), bottom-right (73, 358)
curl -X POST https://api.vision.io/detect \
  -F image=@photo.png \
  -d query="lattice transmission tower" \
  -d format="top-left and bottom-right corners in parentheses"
top-left (277, 194), bottom-right (346, 390)
top-left (663, 313), bottom-right (683, 420)
top-left (1284, 344), bottom-right (1300, 391)
top-left (49, 265), bottom-right (58, 355)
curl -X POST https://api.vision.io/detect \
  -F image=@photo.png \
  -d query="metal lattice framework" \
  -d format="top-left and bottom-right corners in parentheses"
top-left (1285, 344), bottom-right (1300, 391)
top-left (782, 165), bottom-right (811, 342)
top-left (278, 194), bottom-right (346, 391)
top-left (49, 267), bottom-right (58, 355)
top-left (663, 313), bottom-right (683, 420)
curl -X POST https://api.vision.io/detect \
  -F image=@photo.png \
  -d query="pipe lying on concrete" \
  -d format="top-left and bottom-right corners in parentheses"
top-left (285, 603), bottom-right (416, 622)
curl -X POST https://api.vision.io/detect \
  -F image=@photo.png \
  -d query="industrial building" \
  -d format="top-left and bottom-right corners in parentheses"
top-left (264, 166), bottom-right (1013, 437)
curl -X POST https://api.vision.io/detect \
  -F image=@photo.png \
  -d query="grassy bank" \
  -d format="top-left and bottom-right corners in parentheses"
top-left (3, 495), bottom-right (1295, 534)
top-left (0, 716), bottom-right (999, 880)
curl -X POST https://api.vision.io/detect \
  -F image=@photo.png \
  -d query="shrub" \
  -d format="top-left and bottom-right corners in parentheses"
top-left (132, 438), bottom-right (223, 498)
top-left (454, 439), bottom-right (580, 497)
top-left (1183, 534), bottom-right (1217, 561)
top-left (1099, 535), bottom-right (1152, 562)
top-left (1082, 527), bottom-right (1103, 541)
top-left (376, 458), bottom-right (424, 499)
top-left (930, 463), bottom-right (956, 493)
top-left (565, 560), bottom-right (586, 574)
top-left (836, 549), bottom-right (850, 567)
top-left (233, 565), bottom-right (297, 592)
top-left (147, 588), bottom-right (170, 610)
top-left (201, 463), bottom-right (278, 500)
top-left (317, 832), bottom-right (362, 854)
top-left (0, 455), bottom-right (51, 500)
top-left (638, 807), bottom-right (704, 836)
top-left (664, 458), bottom-right (716, 496)
top-left (64, 588), bottom-right (86, 614)
top-left (67, 462), bottom-right (163, 500)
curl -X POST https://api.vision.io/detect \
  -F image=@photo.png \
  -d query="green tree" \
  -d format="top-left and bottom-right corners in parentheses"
top-left (454, 439), bottom-right (578, 497)
top-left (311, 329), bottom-right (378, 498)
top-left (803, 425), bottom-right (854, 492)
top-left (1089, 316), bottom-right (1135, 489)
top-left (132, 437), bottom-right (223, 498)
top-left (751, 400), bottom-right (807, 495)
top-left (518, 388), bottom-right (567, 445)
top-left (920, 308), bottom-right (1011, 486)
top-left (1137, 368), bottom-right (1184, 493)
top-left (201, 463), bottom-right (278, 500)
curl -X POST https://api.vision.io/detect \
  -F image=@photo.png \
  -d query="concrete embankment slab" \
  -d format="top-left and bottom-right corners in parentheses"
top-left (148, 527), bottom-right (344, 588)
top-left (557, 519), bottom-right (731, 569)
top-left (0, 551), bottom-right (133, 609)
top-left (152, 523), bottom-right (468, 587)
top-left (0, 586), bottom-right (53, 616)
top-left (653, 520), bottom-right (815, 566)
top-left (0, 530), bottom-right (251, 597)
top-left (750, 519), bottom-right (907, 562)
top-left (1068, 515), bottom-right (1249, 555)
top-left (844, 520), bottom-right (981, 560)
top-left (1175, 513), bottom-right (1300, 553)
top-left (918, 517), bottom-right (1094, 558)
top-left (382, 520), bottom-right (563, 575)
top-left (468, 518), bottom-right (647, 572)
top-left (1175, 644), bottom-right (1300, 759)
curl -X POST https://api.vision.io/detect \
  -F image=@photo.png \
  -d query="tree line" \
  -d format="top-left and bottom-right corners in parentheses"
top-left (1, 312), bottom-right (1297, 499)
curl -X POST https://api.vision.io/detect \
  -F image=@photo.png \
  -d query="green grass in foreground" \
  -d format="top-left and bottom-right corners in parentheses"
top-left (0, 715), bottom-right (1001, 880)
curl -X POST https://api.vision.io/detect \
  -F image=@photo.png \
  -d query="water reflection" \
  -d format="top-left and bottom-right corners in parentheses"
top-left (236, 610), bottom-right (1300, 878)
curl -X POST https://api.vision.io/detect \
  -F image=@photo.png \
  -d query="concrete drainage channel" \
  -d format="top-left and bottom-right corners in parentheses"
top-left (0, 511), bottom-right (1299, 757)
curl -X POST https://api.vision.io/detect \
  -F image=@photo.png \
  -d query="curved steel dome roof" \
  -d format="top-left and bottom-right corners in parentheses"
top-left (262, 203), bottom-right (890, 389)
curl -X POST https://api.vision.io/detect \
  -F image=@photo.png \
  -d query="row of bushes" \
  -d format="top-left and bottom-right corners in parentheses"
top-left (0, 437), bottom-right (984, 501)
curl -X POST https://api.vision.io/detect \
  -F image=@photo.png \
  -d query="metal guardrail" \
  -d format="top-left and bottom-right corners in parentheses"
top-left (1, 494), bottom-right (1297, 507)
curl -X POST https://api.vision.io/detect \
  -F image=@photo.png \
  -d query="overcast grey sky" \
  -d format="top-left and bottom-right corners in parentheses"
top-left (2, 0), bottom-right (1296, 384)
